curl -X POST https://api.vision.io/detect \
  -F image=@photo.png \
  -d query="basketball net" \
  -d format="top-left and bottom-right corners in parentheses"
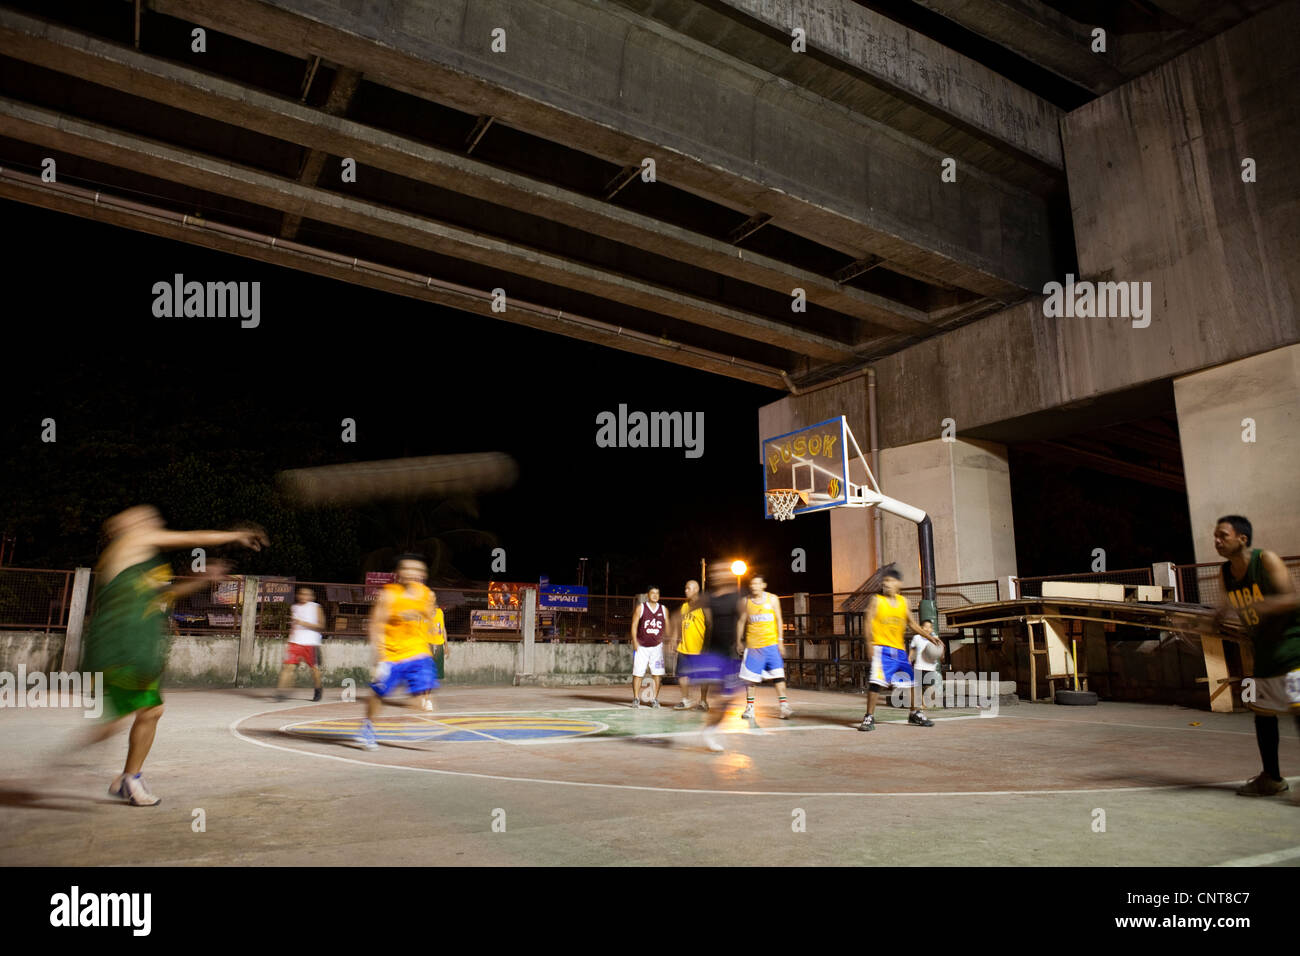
top-left (766, 489), bottom-right (805, 521)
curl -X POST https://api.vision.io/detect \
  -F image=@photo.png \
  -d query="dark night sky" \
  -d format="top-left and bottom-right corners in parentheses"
top-left (1, 197), bottom-right (1195, 591)
top-left (0, 199), bottom-right (831, 594)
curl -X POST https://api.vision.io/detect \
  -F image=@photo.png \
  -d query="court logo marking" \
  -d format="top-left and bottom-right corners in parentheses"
top-left (281, 713), bottom-right (608, 743)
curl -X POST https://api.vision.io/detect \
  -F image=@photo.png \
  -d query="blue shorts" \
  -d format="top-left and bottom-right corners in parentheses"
top-left (676, 652), bottom-right (698, 678)
top-left (739, 644), bottom-right (785, 683)
top-left (870, 645), bottom-right (914, 689)
top-left (686, 652), bottom-right (743, 693)
top-left (371, 656), bottom-right (437, 697)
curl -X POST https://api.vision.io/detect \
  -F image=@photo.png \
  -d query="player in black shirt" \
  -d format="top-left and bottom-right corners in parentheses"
top-left (695, 561), bottom-right (746, 752)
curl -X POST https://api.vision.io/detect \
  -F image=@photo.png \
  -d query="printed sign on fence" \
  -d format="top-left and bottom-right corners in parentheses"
top-left (471, 610), bottom-right (520, 630)
top-left (539, 585), bottom-right (588, 612)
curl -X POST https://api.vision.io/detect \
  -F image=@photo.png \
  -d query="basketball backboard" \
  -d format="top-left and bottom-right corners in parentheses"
top-left (761, 416), bottom-right (864, 518)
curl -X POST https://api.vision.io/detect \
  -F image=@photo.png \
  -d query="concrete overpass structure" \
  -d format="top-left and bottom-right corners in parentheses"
top-left (0, 0), bottom-right (1296, 587)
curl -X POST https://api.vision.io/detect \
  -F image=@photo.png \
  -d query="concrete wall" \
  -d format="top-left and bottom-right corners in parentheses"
top-left (0, 633), bottom-right (635, 687)
top-left (1173, 344), bottom-right (1300, 561)
top-left (1063, 0), bottom-right (1300, 375)
top-left (0, 631), bottom-right (64, 674)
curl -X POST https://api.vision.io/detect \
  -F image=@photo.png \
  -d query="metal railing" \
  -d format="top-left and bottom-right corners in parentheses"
top-left (777, 582), bottom-right (1000, 635)
top-left (1173, 555), bottom-right (1300, 606)
top-left (1013, 567), bottom-right (1153, 598)
top-left (0, 567), bottom-right (75, 633)
top-left (900, 580), bottom-right (1000, 622)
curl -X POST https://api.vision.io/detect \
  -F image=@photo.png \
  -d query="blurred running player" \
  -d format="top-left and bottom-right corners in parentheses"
top-left (737, 575), bottom-right (793, 722)
top-left (81, 505), bottom-right (267, 805)
top-left (355, 556), bottom-right (439, 750)
top-left (695, 562), bottom-right (746, 752)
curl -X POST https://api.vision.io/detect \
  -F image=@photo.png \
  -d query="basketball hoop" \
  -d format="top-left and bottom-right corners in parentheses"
top-left (765, 489), bottom-right (808, 521)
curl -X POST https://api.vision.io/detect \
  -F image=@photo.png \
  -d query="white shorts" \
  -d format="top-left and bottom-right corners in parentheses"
top-left (633, 644), bottom-right (665, 677)
top-left (1247, 669), bottom-right (1300, 716)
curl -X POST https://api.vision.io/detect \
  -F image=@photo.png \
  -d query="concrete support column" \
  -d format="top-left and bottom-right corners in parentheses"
top-left (59, 567), bottom-right (92, 672)
top-left (1153, 561), bottom-right (1177, 598)
top-left (520, 587), bottom-right (537, 676)
top-left (793, 592), bottom-right (808, 634)
top-left (236, 575), bottom-right (259, 687)
top-left (877, 438), bottom-right (1018, 592)
top-left (1174, 344), bottom-right (1300, 562)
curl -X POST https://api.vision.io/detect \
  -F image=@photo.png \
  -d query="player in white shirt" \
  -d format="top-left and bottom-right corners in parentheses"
top-left (278, 587), bottom-right (325, 701)
top-left (908, 619), bottom-right (944, 716)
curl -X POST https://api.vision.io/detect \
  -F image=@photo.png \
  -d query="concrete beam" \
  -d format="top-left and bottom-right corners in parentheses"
top-left (0, 9), bottom-right (930, 335)
top-left (0, 171), bottom-right (789, 387)
top-left (696, 0), bottom-right (1064, 169)
top-left (147, 0), bottom-right (1056, 298)
top-left (913, 0), bottom-right (1277, 96)
top-left (910, 0), bottom-right (1128, 95)
top-left (281, 65), bottom-right (361, 237)
top-left (0, 97), bottom-right (855, 361)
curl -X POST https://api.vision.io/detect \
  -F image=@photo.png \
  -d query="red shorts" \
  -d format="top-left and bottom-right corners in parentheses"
top-left (284, 642), bottom-right (318, 668)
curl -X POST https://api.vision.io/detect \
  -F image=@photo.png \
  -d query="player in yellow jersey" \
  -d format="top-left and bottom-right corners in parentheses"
top-left (421, 591), bottom-right (450, 712)
top-left (857, 566), bottom-right (932, 732)
top-left (355, 556), bottom-right (439, 750)
top-left (737, 575), bottom-right (793, 721)
top-left (673, 580), bottom-right (709, 710)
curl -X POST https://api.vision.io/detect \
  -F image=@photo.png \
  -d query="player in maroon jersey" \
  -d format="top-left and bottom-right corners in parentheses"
top-left (630, 587), bottom-right (668, 708)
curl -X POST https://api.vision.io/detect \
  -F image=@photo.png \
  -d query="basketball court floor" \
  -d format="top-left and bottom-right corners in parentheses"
top-left (2, 686), bottom-right (1296, 866)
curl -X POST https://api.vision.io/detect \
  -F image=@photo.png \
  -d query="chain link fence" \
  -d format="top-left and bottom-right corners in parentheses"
top-left (0, 563), bottom-right (689, 644)
top-left (1175, 556), bottom-right (1300, 606)
top-left (0, 568), bottom-right (75, 632)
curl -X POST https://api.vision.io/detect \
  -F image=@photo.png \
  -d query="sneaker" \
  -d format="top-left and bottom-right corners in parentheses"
top-left (632, 698), bottom-right (641, 709)
top-left (123, 773), bottom-right (160, 807)
top-left (703, 730), bottom-right (724, 753)
top-left (856, 715), bottom-right (875, 732)
top-left (312, 688), bottom-right (323, 702)
top-left (673, 700), bottom-right (691, 710)
top-left (421, 698), bottom-right (434, 712)
top-left (108, 773), bottom-right (127, 798)
top-left (741, 703), bottom-right (754, 720)
top-left (650, 699), bottom-right (661, 709)
top-left (696, 700), bottom-right (709, 712)
top-left (1236, 773), bottom-right (1290, 797)
top-left (779, 702), bottom-right (794, 719)
top-left (908, 711), bottom-right (935, 727)
top-left (355, 719), bottom-right (379, 751)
